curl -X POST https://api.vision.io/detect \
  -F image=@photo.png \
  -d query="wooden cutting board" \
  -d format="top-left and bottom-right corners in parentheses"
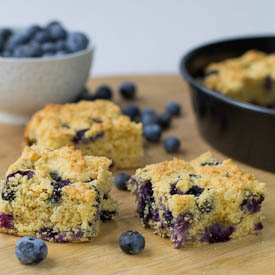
top-left (0, 75), bottom-right (274, 275)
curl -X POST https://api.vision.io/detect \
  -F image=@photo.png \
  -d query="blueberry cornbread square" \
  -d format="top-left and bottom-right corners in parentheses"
top-left (127, 152), bottom-right (266, 248)
top-left (204, 50), bottom-right (275, 105)
top-left (0, 145), bottom-right (118, 242)
top-left (24, 100), bottom-right (143, 169)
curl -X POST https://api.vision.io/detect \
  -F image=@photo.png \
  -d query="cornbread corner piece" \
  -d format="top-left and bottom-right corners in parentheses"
top-left (204, 50), bottom-right (275, 104)
top-left (0, 145), bottom-right (118, 242)
top-left (127, 152), bottom-right (266, 248)
top-left (24, 100), bottom-right (143, 169)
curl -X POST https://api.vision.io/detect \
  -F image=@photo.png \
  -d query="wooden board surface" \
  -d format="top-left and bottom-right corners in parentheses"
top-left (0, 75), bottom-right (274, 275)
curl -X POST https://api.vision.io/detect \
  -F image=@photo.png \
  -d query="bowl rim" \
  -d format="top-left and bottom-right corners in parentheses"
top-left (180, 34), bottom-right (275, 116)
top-left (0, 46), bottom-right (94, 62)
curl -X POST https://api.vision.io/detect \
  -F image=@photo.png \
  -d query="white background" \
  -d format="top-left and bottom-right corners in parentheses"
top-left (0, 0), bottom-right (274, 76)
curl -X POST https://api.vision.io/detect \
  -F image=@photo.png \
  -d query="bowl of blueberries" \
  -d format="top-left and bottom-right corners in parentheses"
top-left (0, 20), bottom-right (93, 125)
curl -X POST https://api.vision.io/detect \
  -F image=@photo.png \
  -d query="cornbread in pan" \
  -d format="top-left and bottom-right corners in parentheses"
top-left (204, 50), bottom-right (275, 104)
top-left (24, 100), bottom-right (143, 168)
top-left (127, 152), bottom-right (265, 248)
top-left (0, 145), bottom-right (117, 242)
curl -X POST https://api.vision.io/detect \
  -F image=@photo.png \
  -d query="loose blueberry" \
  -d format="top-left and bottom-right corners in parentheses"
top-left (122, 104), bottom-right (140, 121)
top-left (119, 82), bottom-right (136, 99)
top-left (119, 231), bottom-right (145, 255)
top-left (15, 236), bottom-right (48, 265)
top-left (141, 109), bottom-right (156, 117)
top-left (73, 87), bottom-right (93, 102)
top-left (65, 32), bottom-right (89, 53)
top-left (46, 20), bottom-right (62, 29)
top-left (158, 113), bottom-right (171, 128)
top-left (55, 40), bottom-right (66, 51)
top-left (163, 136), bottom-right (180, 153)
top-left (166, 101), bottom-right (181, 116)
top-left (114, 173), bottom-right (130, 191)
top-left (33, 30), bottom-right (52, 44)
top-left (7, 33), bottom-right (30, 50)
top-left (141, 112), bottom-right (159, 126)
top-left (0, 28), bottom-right (12, 40)
top-left (92, 85), bottom-right (112, 100)
top-left (24, 25), bottom-right (41, 39)
top-left (143, 124), bottom-right (162, 142)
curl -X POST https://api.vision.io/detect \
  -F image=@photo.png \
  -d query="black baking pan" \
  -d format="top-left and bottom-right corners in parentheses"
top-left (180, 35), bottom-right (275, 172)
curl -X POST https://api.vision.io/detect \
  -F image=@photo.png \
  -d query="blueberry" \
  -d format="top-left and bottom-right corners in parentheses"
top-left (74, 87), bottom-right (93, 102)
top-left (186, 185), bottom-right (204, 197)
top-left (65, 32), bottom-right (89, 53)
top-left (55, 40), bottom-right (66, 51)
top-left (92, 85), bottom-right (112, 100)
top-left (166, 101), bottom-right (181, 116)
top-left (141, 112), bottom-right (159, 126)
top-left (33, 30), bottom-right (52, 44)
top-left (119, 231), bottom-right (145, 255)
top-left (0, 28), bottom-right (12, 40)
top-left (143, 124), bottom-right (162, 142)
top-left (1, 51), bottom-right (11, 57)
top-left (24, 25), bottom-right (41, 39)
top-left (15, 236), bottom-right (48, 265)
top-left (122, 104), bottom-right (140, 121)
top-left (163, 136), bottom-right (180, 153)
top-left (49, 25), bottom-right (67, 41)
top-left (158, 113), bottom-right (171, 128)
top-left (46, 20), bottom-right (62, 29)
top-left (41, 42), bottom-right (56, 53)
top-left (141, 109), bottom-right (156, 117)
top-left (55, 50), bottom-right (67, 56)
top-left (7, 33), bottom-right (30, 50)
top-left (119, 82), bottom-right (136, 99)
top-left (114, 173), bottom-right (130, 191)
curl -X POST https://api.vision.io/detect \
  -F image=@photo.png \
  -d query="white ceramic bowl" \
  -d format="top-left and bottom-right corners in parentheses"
top-left (0, 47), bottom-right (94, 125)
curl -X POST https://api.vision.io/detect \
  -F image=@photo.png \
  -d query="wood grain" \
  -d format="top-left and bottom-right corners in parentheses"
top-left (0, 75), bottom-right (274, 275)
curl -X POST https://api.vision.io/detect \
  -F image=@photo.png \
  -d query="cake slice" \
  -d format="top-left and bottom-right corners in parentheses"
top-left (204, 50), bottom-right (275, 105)
top-left (127, 152), bottom-right (266, 248)
top-left (24, 100), bottom-right (143, 169)
top-left (0, 145), bottom-right (118, 242)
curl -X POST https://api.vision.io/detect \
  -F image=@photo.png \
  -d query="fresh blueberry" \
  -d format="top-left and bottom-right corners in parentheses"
top-left (24, 25), bottom-right (41, 39)
top-left (119, 231), bottom-right (145, 255)
top-left (73, 87), bottom-right (93, 102)
top-left (13, 45), bottom-right (28, 58)
top-left (163, 136), bottom-right (180, 153)
top-left (65, 32), bottom-right (89, 53)
top-left (15, 236), bottom-right (48, 265)
top-left (166, 101), bottom-right (181, 116)
top-left (141, 112), bottom-right (159, 126)
top-left (41, 42), bottom-right (56, 53)
top-left (143, 124), bottom-right (162, 142)
top-left (55, 40), bottom-right (66, 51)
top-left (122, 104), bottom-right (140, 121)
top-left (0, 28), bottom-right (12, 40)
top-left (119, 82), bottom-right (136, 99)
top-left (7, 33), bottom-right (30, 50)
top-left (158, 113), bottom-right (171, 128)
top-left (49, 24), bottom-right (67, 41)
top-left (141, 109), bottom-right (156, 117)
top-left (14, 42), bottom-right (42, 58)
top-left (33, 30), bottom-right (52, 44)
top-left (55, 50), bottom-right (67, 56)
top-left (114, 173), bottom-right (130, 191)
top-left (1, 51), bottom-right (11, 57)
top-left (93, 85), bottom-right (112, 100)
top-left (46, 20), bottom-right (62, 29)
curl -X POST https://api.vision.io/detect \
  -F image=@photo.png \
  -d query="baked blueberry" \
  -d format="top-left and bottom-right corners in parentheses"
top-left (166, 101), bottom-right (181, 116)
top-left (93, 85), bottom-right (112, 100)
top-left (122, 104), bottom-right (140, 121)
top-left (119, 231), bottom-right (145, 255)
top-left (158, 113), bottom-right (171, 128)
top-left (119, 82), bottom-right (136, 99)
top-left (65, 32), bottom-right (89, 53)
top-left (15, 236), bottom-right (48, 265)
top-left (163, 136), bottom-right (180, 153)
top-left (143, 124), bottom-right (162, 142)
top-left (114, 173), bottom-right (130, 191)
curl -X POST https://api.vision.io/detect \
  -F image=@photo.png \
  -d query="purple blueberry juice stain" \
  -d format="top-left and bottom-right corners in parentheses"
top-left (171, 212), bottom-right (193, 248)
top-left (254, 222), bottom-right (263, 231)
top-left (264, 75), bottom-right (272, 91)
top-left (241, 194), bottom-right (264, 214)
top-left (202, 224), bottom-right (235, 243)
top-left (0, 212), bottom-right (14, 229)
top-left (72, 129), bottom-right (104, 144)
top-left (6, 170), bottom-right (34, 181)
